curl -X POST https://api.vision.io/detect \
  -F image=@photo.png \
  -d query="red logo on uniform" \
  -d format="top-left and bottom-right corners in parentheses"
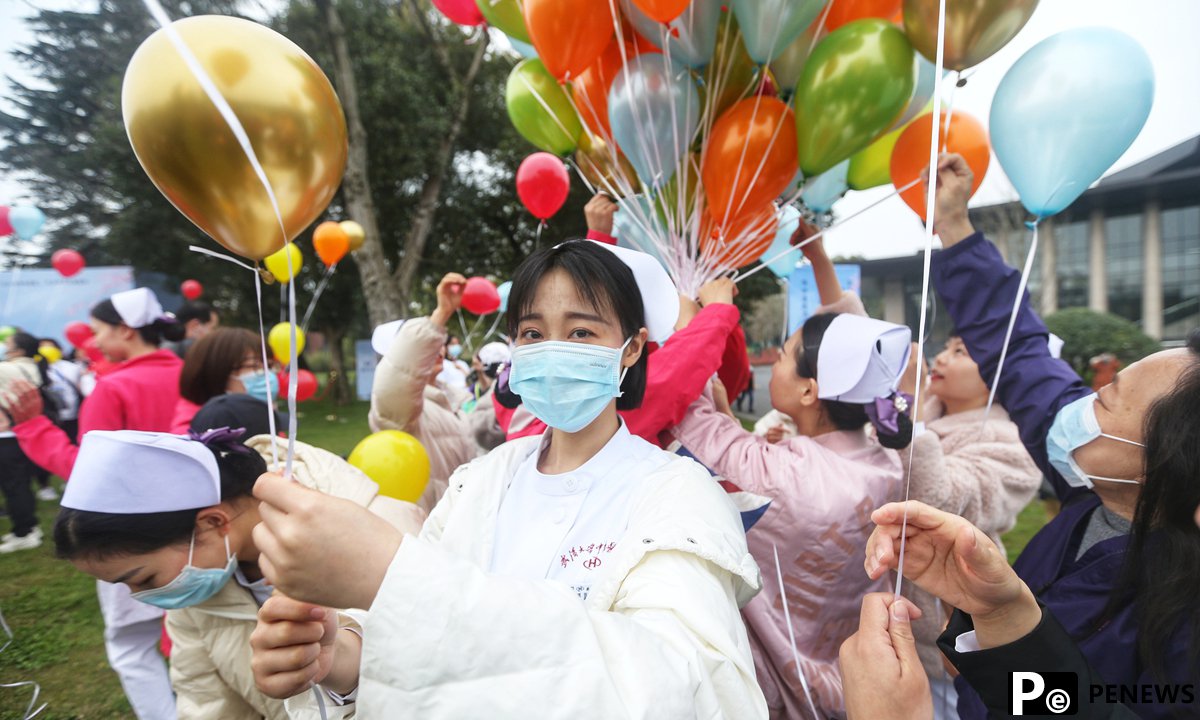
top-left (583, 556), bottom-right (602, 570)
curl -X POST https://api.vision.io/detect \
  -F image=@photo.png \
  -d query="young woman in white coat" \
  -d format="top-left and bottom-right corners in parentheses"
top-left (248, 239), bottom-right (768, 719)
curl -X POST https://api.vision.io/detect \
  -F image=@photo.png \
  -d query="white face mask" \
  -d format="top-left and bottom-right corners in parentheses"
top-left (1046, 393), bottom-right (1144, 489)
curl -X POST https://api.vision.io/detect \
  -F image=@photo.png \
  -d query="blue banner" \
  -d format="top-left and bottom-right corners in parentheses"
top-left (787, 264), bottom-right (862, 336)
top-left (0, 266), bottom-right (135, 348)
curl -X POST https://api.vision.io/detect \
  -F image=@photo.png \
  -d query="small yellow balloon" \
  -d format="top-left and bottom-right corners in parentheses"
top-left (347, 431), bottom-right (431, 503)
top-left (38, 345), bottom-right (63, 365)
top-left (340, 221), bottom-right (365, 252)
top-left (122, 16), bottom-right (348, 261)
top-left (268, 322), bottom-right (305, 362)
top-left (264, 243), bottom-right (303, 284)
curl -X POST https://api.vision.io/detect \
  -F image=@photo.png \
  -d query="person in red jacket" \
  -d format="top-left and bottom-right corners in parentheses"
top-left (1, 286), bottom-right (184, 720)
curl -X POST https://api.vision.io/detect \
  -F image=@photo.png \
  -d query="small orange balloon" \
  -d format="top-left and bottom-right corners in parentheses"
top-left (890, 111), bottom-right (990, 221)
top-left (525, 0), bottom-right (615, 81)
top-left (631, 0), bottom-right (691, 23)
top-left (825, 0), bottom-right (903, 31)
top-left (573, 29), bottom-right (655, 138)
top-left (702, 97), bottom-right (798, 232)
top-left (313, 220), bottom-right (350, 266)
top-left (700, 204), bottom-right (780, 270)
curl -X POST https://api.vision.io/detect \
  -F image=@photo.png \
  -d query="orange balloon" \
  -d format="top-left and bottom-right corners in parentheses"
top-left (525, 0), bottom-right (615, 81)
top-left (825, 0), bottom-right (903, 31)
top-left (313, 220), bottom-right (350, 266)
top-left (700, 204), bottom-right (780, 269)
top-left (573, 29), bottom-right (654, 138)
top-left (631, 0), bottom-right (691, 23)
top-left (702, 97), bottom-right (798, 232)
top-left (890, 111), bottom-right (990, 221)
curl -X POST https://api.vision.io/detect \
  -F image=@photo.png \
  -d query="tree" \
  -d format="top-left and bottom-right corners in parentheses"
top-left (1044, 308), bottom-right (1161, 383)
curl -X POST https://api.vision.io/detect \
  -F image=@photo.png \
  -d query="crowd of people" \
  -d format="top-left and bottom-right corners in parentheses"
top-left (0, 154), bottom-right (1196, 719)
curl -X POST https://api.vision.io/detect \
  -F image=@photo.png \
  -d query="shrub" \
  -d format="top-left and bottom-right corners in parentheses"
top-left (1044, 308), bottom-right (1161, 383)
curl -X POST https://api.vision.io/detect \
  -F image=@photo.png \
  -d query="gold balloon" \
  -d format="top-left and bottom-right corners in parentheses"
top-left (903, 0), bottom-right (1040, 71)
top-left (340, 220), bottom-right (365, 252)
top-left (122, 16), bottom-right (348, 261)
top-left (574, 133), bottom-right (639, 197)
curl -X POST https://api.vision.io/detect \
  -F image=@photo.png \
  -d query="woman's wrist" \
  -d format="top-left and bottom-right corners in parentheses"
top-left (971, 585), bottom-right (1042, 650)
top-left (322, 628), bottom-right (363, 696)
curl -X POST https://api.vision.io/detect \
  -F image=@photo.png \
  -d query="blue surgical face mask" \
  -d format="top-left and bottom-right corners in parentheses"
top-left (132, 532), bottom-right (237, 610)
top-left (508, 338), bottom-right (631, 433)
top-left (1046, 393), bottom-right (1144, 489)
top-left (238, 370), bottom-right (278, 401)
top-left (448, 344), bottom-right (463, 360)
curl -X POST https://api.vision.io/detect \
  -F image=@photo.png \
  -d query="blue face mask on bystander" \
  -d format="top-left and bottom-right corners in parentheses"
top-left (1046, 393), bottom-right (1144, 489)
top-left (131, 532), bottom-right (238, 610)
top-left (238, 370), bottom-right (279, 402)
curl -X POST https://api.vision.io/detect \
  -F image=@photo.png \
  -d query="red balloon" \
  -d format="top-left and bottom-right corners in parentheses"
top-left (431, 0), bottom-right (484, 25)
top-left (51, 249), bottom-right (85, 278)
top-left (64, 321), bottom-right (93, 349)
top-left (516, 153), bottom-right (571, 220)
top-left (82, 337), bottom-right (106, 364)
top-left (461, 277), bottom-right (501, 315)
top-left (181, 279), bottom-right (204, 300)
top-left (0, 207), bottom-right (12, 237)
top-left (281, 369), bottom-right (319, 402)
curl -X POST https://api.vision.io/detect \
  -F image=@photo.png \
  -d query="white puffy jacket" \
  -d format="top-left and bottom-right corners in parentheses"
top-left (356, 435), bottom-right (768, 719)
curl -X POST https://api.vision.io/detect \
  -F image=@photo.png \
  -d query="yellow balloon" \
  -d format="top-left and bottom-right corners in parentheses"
top-left (347, 431), bottom-right (431, 503)
top-left (122, 16), bottom-right (348, 261)
top-left (38, 345), bottom-right (63, 365)
top-left (847, 126), bottom-right (905, 191)
top-left (268, 322), bottom-right (305, 362)
top-left (264, 243), bottom-right (303, 284)
top-left (340, 220), bottom-right (365, 252)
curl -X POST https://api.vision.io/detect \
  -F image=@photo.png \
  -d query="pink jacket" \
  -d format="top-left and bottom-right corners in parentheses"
top-left (171, 398), bottom-right (202, 434)
top-left (15, 349), bottom-right (183, 479)
top-left (673, 392), bottom-right (902, 719)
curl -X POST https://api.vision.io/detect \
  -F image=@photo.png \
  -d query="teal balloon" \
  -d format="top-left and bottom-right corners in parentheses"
top-left (990, 28), bottom-right (1154, 218)
top-left (795, 19), bottom-right (916, 176)
top-left (9, 205), bottom-right (45, 240)
top-left (801, 159), bottom-right (849, 213)
top-left (780, 169), bottom-right (804, 201)
top-left (497, 281), bottom-right (513, 312)
top-left (608, 53), bottom-right (700, 188)
top-left (760, 205), bottom-right (803, 279)
top-left (731, 0), bottom-right (826, 64)
top-left (623, 0), bottom-right (721, 69)
top-left (612, 194), bottom-right (669, 269)
top-left (509, 38), bottom-right (538, 59)
top-left (893, 53), bottom-right (941, 129)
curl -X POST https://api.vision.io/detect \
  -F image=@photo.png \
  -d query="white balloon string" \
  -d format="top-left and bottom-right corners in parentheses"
top-left (808, 0), bottom-right (835, 56)
top-left (773, 544), bottom-right (821, 720)
top-left (465, 312), bottom-right (486, 354)
top-left (482, 311), bottom-right (505, 344)
top-left (456, 308), bottom-right (471, 345)
top-left (941, 70), bottom-right (960, 151)
top-left (896, 0), bottom-right (946, 602)
top-left (188, 244), bottom-right (280, 469)
top-left (300, 264), bottom-right (336, 335)
top-left (1, 606), bottom-right (48, 719)
top-left (982, 221), bottom-right (1039, 425)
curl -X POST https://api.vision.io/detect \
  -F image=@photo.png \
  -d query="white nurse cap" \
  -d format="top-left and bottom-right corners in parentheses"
top-left (816, 314), bottom-right (912, 403)
top-left (569, 240), bottom-right (679, 343)
top-left (371, 319), bottom-right (405, 356)
top-left (111, 287), bottom-right (167, 329)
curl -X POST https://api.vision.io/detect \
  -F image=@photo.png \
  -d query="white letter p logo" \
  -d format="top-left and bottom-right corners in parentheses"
top-left (1012, 672), bottom-right (1045, 714)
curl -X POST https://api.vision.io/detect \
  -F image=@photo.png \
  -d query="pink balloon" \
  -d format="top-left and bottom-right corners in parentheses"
top-left (432, 0), bottom-right (484, 25)
top-left (0, 207), bottom-right (12, 237)
top-left (51, 249), bottom-right (85, 278)
top-left (516, 152), bottom-right (571, 221)
top-left (461, 277), bottom-right (501, 315)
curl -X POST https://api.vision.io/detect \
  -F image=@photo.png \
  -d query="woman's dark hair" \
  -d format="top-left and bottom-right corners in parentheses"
top-left (9, 332), bottom-right (50, 387)
top-left (794, 313), bottom-right (912, 450)
top-left (506, 240), bottom-right (648, 410)
top-left (91, 298), bottom-right (187, 346)
top-left (54, 442), bottom-right (267, 561)
top-left (179, 327), bottom-right (262, 405)
top-left (176, 301), bottom-right (215, 325)
top-left (1106, 328), bottom-right (1200, 686)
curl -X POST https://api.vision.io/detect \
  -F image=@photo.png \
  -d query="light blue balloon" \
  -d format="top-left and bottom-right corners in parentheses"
top-left (608, 53), bottom-right (700, 188)
top-left (508, 38), bottom-right (538, 59)
top-left (990, 27), bottom-right (1154, 218)
top-left (612, 194), bottom-right (669, 270)
top-left (780, 169), bottom-right (804, 202)
top-left (9, 205), bottom-right (45, 241)
top-left (759, 204), bottom-right (803, 279)
top-left (623, 0), bottom-right (721, 69)
top-left (893, 54), bottom-right (942, 130)
top-left (497, 281), bottom-right (513, 313)
top-left (731, 0), bottom-right (826, 64)
top-left (801, 159), bottom-right (849, 214)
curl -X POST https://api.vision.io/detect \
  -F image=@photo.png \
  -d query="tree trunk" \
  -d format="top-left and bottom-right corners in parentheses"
top-left (392, 33), bottom-right (489, 305)
top-left (323, 323), bottom-right (352, 405)
top-left (316, 0), bottom-right (402, 328)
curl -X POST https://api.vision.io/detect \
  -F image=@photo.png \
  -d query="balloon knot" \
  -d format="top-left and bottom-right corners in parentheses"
top-left (1024, 219), bottom-right (1040, 230)
top-left (258, 266), bottom-right (277, 285)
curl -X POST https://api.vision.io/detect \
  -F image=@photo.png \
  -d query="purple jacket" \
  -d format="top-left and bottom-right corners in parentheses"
top-left (932, 234), bottom-right (1193, 720)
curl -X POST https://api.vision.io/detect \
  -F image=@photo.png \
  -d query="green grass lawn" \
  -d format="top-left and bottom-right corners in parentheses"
top-left (2, 401), bottom-right (1052, 717)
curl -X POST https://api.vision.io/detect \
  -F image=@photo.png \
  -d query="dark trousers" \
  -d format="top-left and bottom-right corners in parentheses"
top-left (0, 437), bottom-right (39, 536)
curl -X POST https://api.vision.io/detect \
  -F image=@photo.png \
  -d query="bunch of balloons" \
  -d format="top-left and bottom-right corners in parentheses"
top-left (0, 205), bottom-right (46, 240)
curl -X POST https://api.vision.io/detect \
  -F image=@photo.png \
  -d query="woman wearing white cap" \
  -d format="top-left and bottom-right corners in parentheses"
top-left (248, 239), bottom-right (767, 718)
top-left (672, 293), bottom-right (914, 719)
top-left (0, 287), bottom-right (185, 720)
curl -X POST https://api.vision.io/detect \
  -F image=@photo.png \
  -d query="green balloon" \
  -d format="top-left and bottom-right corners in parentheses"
top-left (0, 326), bottom-right (14, 342)
top-left (794, 19), bottom-right (916, 177)
top-left (476, 0), bottom-right (529, 44)
top-left (506, 58), bottom-right (583, 156)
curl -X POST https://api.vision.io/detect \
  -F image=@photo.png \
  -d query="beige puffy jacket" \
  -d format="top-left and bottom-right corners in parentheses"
top-left (367, 317), bottom-right (479, 513)
top-left (166, 437), bottom-right (426, 720)
top-left (0, 358), bottom-right (43, 433)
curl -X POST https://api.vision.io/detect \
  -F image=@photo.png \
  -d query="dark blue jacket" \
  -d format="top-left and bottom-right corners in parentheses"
top-left (932, 233), bottom-right (1194, 720)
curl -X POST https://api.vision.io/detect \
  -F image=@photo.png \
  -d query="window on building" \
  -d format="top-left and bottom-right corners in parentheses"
top-left (1162, 204), bottom-right (1200, 341)
top-left (1105, 213), bottom-right (1144, 323)
top-left (1055, 220), bottom-right (1089, 309)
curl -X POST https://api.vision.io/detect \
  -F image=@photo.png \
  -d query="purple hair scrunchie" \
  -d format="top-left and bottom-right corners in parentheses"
top-left (187, 426), bottom-right (252, 455)
top-left (864, 391), bottom-right (914, 436)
